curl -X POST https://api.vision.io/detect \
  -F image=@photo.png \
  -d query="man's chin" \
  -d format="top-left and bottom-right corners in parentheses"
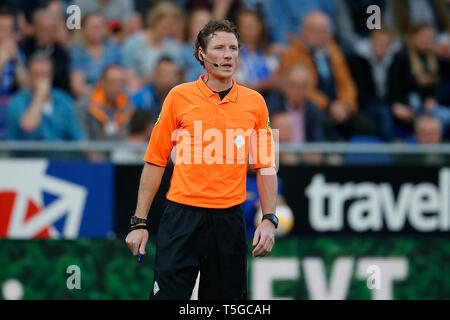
top-left (212, 69), bottom-right (235, 79)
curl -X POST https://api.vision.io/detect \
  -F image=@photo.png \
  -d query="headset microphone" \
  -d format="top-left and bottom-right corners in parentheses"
top-left (201, 54), bottom-right (219, 67)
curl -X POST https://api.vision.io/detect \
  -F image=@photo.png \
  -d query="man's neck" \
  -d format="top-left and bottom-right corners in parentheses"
top-left (244, 42), bottom-right (257, 52)
top-left (36, 40), bottom-right (53, 49)
top-left (85, 41), bottom-right (103, 50)
top-left (98, 0), bottom-right (109, 7)
top-left (146, 30), bottom-right (162, 47)
top-left (203, 73), bottom-right (233, 92)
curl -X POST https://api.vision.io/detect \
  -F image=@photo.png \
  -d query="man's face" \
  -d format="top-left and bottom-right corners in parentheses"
top-left (29, 60), bottom-right (52, 91)
top-left (189, 10), bottom-right (211, 41)
top-left (371, 33), bottom-right (392, 60)
top-left (103, 67), bottom-right (126, 103)
top-left (282, 68), bottom-right (309, 106)
top-left (302, 14), bottom-right (330, 49)
top-left (0, 15), bottom-right (14, 43)
top-left (35, 16), bottom-right (56, 47)
top-left (201, 31), bottom-right (239, 78)
top-left (416, 119), bottom-right (442, 144)
top-left (238, 12), bottom-right (262, 45)
top-left (413, 27), bottom-right (435, 52)
top-left (155, 61), bottom-right (180, 93)
top-left (83, 15), bottom-right (106, 44)
top-left (153, 16), bottom-right (177, 39)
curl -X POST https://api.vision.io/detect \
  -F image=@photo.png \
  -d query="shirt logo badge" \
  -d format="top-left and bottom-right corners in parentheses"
top-left (266, 117), bottom-right (272, 134)
top-left (155, 112), bottom-right (161, 125)
top-left (234, 135), bottom-right (245, 148)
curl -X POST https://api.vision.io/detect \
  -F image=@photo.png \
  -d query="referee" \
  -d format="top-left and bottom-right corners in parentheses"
top-left (126, 19), bottom-right (278, 300)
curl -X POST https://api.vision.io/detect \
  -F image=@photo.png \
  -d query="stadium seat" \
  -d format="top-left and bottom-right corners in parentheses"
top-left (344, 135), bottom-right (392, 165)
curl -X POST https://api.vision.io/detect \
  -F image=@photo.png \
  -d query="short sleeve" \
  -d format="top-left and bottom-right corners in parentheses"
top-left (121, 36), bottom-right (135, 69)
top-left (143, 88), bottom-right (179, 166)
top-left (69, 45), bottom-right (84, 73)
top-left (250, 95), bottom-right (275, 169)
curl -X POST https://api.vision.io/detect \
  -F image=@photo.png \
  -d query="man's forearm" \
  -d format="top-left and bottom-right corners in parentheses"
top-left (256, 167), bottom-right (278, 215)
top-left (15, 60), bottom-right (28, 88)
top-left (134, 162), bottom-right (166, 219)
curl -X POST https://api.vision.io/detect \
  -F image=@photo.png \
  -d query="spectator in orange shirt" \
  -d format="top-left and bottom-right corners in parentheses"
top-left (76, 64), bottom-right (134, 141)
top-left (278, 11), bottom-right (376, 140)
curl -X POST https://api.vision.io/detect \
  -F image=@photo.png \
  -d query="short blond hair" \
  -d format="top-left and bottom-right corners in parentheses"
top-left (146, 1), bottom-right (183, 29)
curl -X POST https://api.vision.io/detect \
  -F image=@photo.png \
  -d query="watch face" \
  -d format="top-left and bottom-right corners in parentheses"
top-left (263, 214), bottom-right (278, 228)
top-left (131, 216), bottom-right (146, 225)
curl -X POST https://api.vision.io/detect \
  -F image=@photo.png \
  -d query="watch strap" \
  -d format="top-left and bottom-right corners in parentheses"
top-left (130, 215), bottom-right (147, 226)
top-left (262, 213), bottom-right (278, 228)
top-left (129, 225), bottom-right (148, 233)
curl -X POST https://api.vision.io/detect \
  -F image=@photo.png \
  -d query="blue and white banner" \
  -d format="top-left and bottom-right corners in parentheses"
top-left (0, 160), bottom-right (114, 239)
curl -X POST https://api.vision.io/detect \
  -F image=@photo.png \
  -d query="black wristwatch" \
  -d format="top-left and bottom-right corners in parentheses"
top-left (262, 213), bottom-right (278, 229)
top-left (130, 215), bottom-right (147, 226)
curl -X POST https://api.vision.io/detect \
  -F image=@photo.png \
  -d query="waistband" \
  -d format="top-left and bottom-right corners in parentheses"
top-left (166, 200), bottom-right (242, 214)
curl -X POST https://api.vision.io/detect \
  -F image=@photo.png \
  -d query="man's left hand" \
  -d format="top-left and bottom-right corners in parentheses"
top-left (252, 219), bottom-right (275, 257)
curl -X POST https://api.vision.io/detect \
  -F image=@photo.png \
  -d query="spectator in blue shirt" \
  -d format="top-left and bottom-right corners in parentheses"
top-left (0, 5), bottom-right (28, 140)
top-left (8, 53), bottom-right (85, 141)
top-left (242, 0), bottom-right (335, 52)
top-left (234, 9), bottom-right (278, 95)
top-left (132, 56), bottom-right (182, 120)
top-left (122, 1), bottom-right (184, 93)
top-left (70, 12), bottom-right (123, 98)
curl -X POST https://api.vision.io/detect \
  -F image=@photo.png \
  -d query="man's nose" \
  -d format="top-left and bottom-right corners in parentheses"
top-left (223, 49), bottom-right (233, 58)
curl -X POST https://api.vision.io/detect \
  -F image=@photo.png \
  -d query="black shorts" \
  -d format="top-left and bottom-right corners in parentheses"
top-left (150, 200), bottom-right (248, 300)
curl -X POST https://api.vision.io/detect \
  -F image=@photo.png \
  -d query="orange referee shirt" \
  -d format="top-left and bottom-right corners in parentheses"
top-left (143, 75), bottom-right (275, 209)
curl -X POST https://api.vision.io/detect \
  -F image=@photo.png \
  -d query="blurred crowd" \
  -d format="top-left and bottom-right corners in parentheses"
top-left (1, 0), bottom-right (450, 163)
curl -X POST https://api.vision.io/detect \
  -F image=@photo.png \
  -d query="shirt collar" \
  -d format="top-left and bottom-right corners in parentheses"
top-left (196, 75), bottom-right (238, 103)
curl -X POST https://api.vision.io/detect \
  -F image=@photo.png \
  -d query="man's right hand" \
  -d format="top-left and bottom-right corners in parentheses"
top-left (329, 101), bottom-right (350, 123)
top-left (35, 80), bottom-right (51, 100)
top-left (393, 103), bottom-right (415, 123)
top-left (125, 225), bottom-right (149, 256)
